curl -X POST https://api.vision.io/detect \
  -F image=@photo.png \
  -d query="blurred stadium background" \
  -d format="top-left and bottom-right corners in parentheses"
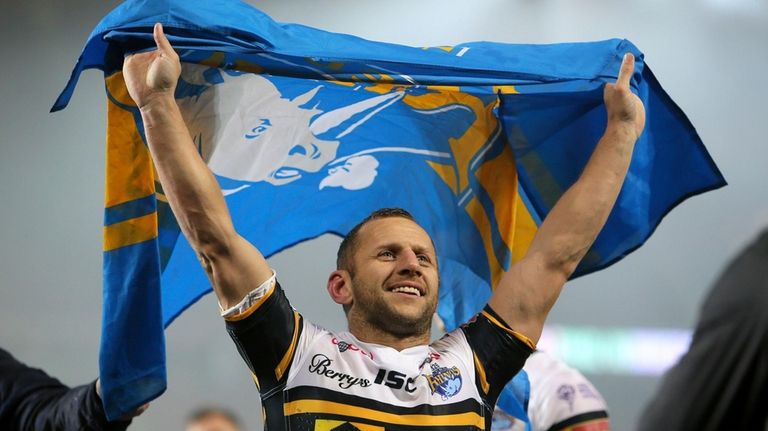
top-left (1, 0), bottom-right (766, 429)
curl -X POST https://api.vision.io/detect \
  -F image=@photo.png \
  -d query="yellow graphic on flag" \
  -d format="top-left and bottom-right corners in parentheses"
top-left (103, 73), bottom-right (158, 252)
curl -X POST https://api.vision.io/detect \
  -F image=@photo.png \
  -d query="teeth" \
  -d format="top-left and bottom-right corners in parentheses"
top-left (392, 286), bottom-right (421, 296)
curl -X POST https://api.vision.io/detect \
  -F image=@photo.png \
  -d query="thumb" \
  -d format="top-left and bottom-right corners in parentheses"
top-left (153, 23), bottom-right (175, 56)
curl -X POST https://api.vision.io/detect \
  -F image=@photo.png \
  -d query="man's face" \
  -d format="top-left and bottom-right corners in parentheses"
top-left (346, 217), bottom-right (439, 337)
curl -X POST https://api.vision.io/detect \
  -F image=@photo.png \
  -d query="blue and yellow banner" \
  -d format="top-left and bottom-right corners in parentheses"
top-left (54, 0), bottom-right (724, 421)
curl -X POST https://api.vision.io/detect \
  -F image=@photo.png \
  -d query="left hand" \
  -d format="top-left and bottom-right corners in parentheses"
top-left (95, 378), bottom-right (150, 421)
top-left (603, 53), bottom-right (646, 140)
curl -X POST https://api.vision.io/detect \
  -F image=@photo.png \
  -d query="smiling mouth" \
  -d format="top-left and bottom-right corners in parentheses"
top-left (389, 285), bottom-right (423, 297)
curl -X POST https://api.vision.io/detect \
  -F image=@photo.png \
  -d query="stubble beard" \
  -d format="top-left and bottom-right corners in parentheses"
top-left (352, 276), bottom-right (436, 339)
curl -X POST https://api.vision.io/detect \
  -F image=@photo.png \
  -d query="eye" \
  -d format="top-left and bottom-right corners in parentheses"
top-left (378, 250), bottom-right (395, 260)
top-left (417, 254), bottom-right (431, 264)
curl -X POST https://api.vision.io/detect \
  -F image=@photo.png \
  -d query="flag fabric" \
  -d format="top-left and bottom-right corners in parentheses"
top-left (53, 0), bottom-right (725, 421)
top-left (495, 371), bottom-right (531, 430)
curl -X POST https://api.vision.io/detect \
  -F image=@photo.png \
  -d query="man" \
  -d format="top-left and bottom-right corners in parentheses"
top-left (185, 407), bottom-right (242, 431)
top-left (0, 347), bottom-right (146, 430)
top-left (492, 351), bottom-right (611, 431)
top-left (122, 23), bottom-right (644, 430)
top-left (638, 229), bottom-right (768, 431)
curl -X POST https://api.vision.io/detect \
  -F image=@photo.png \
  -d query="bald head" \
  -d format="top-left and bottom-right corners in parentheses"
top-left (185, 408), bottom-right (241, 431)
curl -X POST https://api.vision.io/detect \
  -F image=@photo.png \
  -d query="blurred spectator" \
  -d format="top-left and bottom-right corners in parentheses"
top-left (493, 350), bottom-right (610, 431)
top-left (185, 407), bottom-right (242, 431)
top-left (638, 230), bottom-right (768, 431)
top-left (0, 347), bottom-right (145, 430)
top-left (432, 314), bottom-right (609, 431)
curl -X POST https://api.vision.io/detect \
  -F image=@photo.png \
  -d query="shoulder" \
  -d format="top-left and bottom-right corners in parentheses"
top-left (526, 351), bottom-right (608, 431)
top-left (526, 351), bottom-right (603, 399)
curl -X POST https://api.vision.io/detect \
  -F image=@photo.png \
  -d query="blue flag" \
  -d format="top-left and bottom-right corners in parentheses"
top-left (494, 372), bottom-right (531, 430)
top-left (53, 0), bottom-right (724, 421)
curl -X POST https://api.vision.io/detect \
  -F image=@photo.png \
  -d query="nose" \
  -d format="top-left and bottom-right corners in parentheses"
top-left (397, 249), bottom-right (422, 277)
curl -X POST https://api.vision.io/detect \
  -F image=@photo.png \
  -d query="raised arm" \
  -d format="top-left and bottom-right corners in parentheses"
top-left (488, 54), bottom-right (645, 343)
top-left (122, 23), bottom-right (272, 308)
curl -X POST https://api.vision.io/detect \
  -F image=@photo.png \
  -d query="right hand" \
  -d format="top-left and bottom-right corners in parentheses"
top-left (123, 23), bottom-right (181, 109)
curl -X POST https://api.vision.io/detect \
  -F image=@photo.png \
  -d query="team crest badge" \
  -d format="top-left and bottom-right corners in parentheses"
top-left (424, 363), bottom-right (463, 400)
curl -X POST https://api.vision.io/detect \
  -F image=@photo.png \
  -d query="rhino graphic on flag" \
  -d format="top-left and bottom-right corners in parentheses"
top-left (176, 65), bottom-right (460, 193)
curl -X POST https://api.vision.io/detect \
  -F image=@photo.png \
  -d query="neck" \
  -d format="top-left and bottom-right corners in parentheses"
top-left (347, 316), bottom-right (431, 351)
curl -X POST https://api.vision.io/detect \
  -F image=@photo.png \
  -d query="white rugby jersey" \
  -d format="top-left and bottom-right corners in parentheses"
top-left (493, 351), bottom-right (609, 431)
top-left (224, 278), bottom-right (534, 430)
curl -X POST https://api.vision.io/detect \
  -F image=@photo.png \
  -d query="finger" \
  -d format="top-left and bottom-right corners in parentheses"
top-left (616, 53), bottom-right (635, 89)
top-left (153, 22), bottom-right (174, 55)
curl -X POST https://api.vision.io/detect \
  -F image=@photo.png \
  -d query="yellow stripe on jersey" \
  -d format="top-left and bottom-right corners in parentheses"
top-left (480, 310), bottom-right (537, 350)
top-left (223, 279), bottom-right (277, 322)
top-left (275, 310), bottom-right (300, 380)
top-left (315, 420), bottom-right (385, 431)
top-left (284, 399), bottom-right (484, 428)
top-left (472, 352), bottom-right (490, 395)
top-left (251, 373), bottom-right (260, 391)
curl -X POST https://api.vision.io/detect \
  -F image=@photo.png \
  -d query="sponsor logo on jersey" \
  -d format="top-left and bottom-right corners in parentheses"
top-left (308, 354), bottom-right (372, 389)
top-left (374, 368), bottom-right (417, 393)
top-left (557, 384), bottom-right (576, 411)
top-left (424, 362), bottom-right (462, 400)
top-left (331, 337), bottom-right (374, 360)
top-left (418, 352), bottom-right (441, 370)
top-left (577, 383), bottom-right (598, 399)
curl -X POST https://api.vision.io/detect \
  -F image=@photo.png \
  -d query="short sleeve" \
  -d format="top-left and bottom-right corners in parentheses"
top-left (461, 306), bottom-right (535, 407)
top-left (225, 280), bottom-right (304, 395)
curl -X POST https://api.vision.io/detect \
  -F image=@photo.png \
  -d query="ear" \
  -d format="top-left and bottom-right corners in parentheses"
top-left (327, 270), bottom-right (353, 307)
